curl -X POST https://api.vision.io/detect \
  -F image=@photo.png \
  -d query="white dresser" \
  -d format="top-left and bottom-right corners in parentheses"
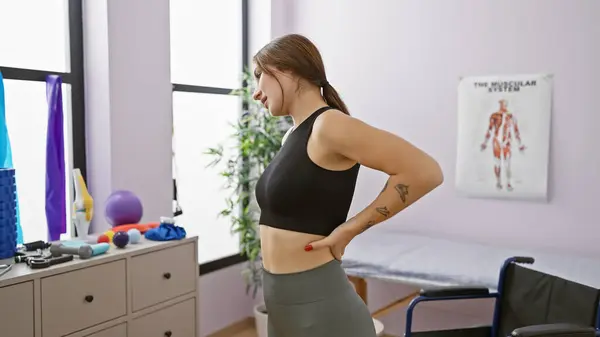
top-left (0, 236), bottom-right (199, 337)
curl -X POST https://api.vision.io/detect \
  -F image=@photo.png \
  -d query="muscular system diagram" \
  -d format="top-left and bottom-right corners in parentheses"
top-left (480, 99), bottom-right (526, 191)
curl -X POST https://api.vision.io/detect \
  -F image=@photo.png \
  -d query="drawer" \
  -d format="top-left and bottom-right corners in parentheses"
top-left (41, 260), bottom-right (127, 337)
top-left (130, 298), bottom-right (196, 337)
top-left (131, 243), bottom-right (196, 311)
top-left (0, 281), bottom-right (34, 337)
top-left (84, 323), bottom-right (127, 337)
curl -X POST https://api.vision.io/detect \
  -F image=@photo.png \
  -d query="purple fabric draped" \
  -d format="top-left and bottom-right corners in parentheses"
top-left (45, 75), bottom-right (65, 241)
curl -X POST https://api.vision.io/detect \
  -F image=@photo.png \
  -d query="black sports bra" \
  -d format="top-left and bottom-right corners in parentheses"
top-left (255, 106), bottom-right (360, 236)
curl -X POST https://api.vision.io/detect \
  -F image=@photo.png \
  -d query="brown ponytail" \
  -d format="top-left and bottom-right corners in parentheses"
top-left (322, 83), bottom-right (350, 115)
top-left (253, 34), bottom-right (350, 115)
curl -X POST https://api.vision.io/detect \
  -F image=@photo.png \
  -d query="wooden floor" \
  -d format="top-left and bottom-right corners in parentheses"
top-left (231, 327), bottom-right (395, 337)
top-left (208, 318), bottom-right (395, 337)
top-left (228, 326), bottom-right (258, 337)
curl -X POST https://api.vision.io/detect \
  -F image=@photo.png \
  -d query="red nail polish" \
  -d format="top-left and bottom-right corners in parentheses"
top-left (304, 244), bottom-right (313, 251)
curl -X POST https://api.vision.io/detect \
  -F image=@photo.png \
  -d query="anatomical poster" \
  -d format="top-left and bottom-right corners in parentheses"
top-left (455, 73), bottom-right (552, 201)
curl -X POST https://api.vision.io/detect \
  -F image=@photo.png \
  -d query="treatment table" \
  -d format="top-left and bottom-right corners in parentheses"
top-left (341, 227), bottom-right (600, 319)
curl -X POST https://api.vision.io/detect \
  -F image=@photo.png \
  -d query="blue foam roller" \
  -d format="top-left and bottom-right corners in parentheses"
top-left (0, 168), bottom-right (17, 259)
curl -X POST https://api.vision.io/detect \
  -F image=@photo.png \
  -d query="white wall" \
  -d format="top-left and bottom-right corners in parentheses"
top-left (283, 0), bottom-right (600, 335)
top-left (288, 0), bottom-right (600, 252)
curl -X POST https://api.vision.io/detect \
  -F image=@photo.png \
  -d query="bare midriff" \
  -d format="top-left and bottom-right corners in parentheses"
top-left (260, 224), bottom-right (335, 274)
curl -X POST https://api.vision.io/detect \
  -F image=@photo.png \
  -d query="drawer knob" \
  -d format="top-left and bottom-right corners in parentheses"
top-left (164, 331), bottom-right (172, 337)
top-left (163, 272), bottom-right (171, 279)
top-left (85, 295), bottom-right (94, 303)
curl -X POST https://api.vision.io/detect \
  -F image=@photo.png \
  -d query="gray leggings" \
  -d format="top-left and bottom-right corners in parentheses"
top-left (262, 259), bottom-right (377, 337)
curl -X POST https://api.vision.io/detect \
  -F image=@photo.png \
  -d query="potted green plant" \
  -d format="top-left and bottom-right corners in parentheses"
top-left (205, 69), bottom-right (291, 337)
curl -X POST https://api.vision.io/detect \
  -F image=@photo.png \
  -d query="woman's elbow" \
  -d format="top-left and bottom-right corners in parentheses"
top-left (420, 159), bottom-right (444, 190)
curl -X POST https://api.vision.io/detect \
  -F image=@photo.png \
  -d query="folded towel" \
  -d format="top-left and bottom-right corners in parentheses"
top-left (144, 223), bottom-right (186, 241)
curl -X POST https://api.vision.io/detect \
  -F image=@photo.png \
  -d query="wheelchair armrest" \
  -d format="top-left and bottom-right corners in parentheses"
top-left (511, 323), bottom-right (596, 337)
top-left (420, 286), bottom-right (490, 298)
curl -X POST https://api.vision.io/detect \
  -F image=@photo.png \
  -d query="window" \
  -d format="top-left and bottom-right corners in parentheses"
top-left (172, 92), bottom-right (241, 263)
top-left (170, 1), bottom-right (242, 89)
top-left (0, 2), bottom-right (69, 72)
top-left (0, 0), bottom-right (86, 243)
top-left (170, 0), bottom-right (248, 269)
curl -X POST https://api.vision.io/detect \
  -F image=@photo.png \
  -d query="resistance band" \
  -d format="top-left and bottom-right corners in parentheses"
top-left (45, 75), bottom-right (66, 241)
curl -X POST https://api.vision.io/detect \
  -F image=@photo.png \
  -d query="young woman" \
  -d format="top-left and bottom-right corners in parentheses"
top-left (252, 34), bottom-right (443, 337)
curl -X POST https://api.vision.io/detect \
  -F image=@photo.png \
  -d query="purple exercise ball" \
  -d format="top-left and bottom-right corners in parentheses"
top-left (105, 190), bottom-right (143, 226)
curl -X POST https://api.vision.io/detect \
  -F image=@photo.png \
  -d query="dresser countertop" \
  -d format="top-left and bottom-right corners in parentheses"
top-left (0, 236), bottom-right (198, 288)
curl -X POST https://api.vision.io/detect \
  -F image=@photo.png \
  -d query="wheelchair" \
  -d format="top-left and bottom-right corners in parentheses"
top-left (405, 256), bottom-right (600, 337)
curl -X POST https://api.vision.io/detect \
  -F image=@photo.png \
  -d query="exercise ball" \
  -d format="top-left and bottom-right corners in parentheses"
top-left (113, 231), bottom-right (130, 248)
top-left (105, 190), bottom-right (143, 226)
top-left (127, 228), bottom-right (142, 244)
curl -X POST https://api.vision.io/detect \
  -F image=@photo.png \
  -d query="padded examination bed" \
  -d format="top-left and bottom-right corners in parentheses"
top-left (341, 227), bottom-right (600, 291)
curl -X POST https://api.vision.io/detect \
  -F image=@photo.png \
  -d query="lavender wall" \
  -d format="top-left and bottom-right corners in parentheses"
top-left (287, 0), bottom-right (599, 335)
top-left (290, 0), bottom-right (599, 253)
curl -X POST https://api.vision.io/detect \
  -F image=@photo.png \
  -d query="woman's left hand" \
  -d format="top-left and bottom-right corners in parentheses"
top-left (304, 223), bottom-right (357, 260)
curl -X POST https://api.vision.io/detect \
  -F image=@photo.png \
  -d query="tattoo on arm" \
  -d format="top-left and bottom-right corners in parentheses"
top-left (376, 206), bottom-right (390, 217)
top-left (394, 184), bottom-right (409, 204)
top-left (360, 220), bottom-right (376, 233)
top-left (379, 180), bottom-right (389, 195)
top-left (371, 182), bottom-right (407, 221)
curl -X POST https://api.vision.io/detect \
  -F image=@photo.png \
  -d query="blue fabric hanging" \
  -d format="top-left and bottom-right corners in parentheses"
top-left (45, 75), bottom-right (66, 241)
top-left (0, 71), bottom-right (23, 244)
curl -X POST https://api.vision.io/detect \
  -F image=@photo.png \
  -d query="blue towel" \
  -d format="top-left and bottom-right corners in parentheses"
top-left (0, 71), bottom-right (23, 244)
top-left (144, 223), bottom-right (186, 241)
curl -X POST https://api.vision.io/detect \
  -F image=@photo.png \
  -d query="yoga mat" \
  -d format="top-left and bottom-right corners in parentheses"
top-left (45, 75), bottom-right (66, 241)
top-left (0, 71), bottom-right (23, 244)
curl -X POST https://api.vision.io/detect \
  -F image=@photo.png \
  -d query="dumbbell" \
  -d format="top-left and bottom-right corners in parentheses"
top-left (49, 243), bottom-right (109, 259)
